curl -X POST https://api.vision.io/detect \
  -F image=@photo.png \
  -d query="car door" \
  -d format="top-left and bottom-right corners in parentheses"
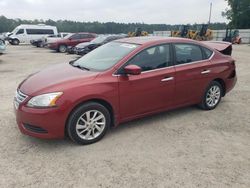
top-left (173, 43), bottom-right (213, 106)
top-left (117, 44), bottom-right (175, 120)
top-left (68, 34), bottom-right (81, 46)
top-left (15, 29), bottom-right (26, 43)
top-left (79, 34), bottom-right (94, 43)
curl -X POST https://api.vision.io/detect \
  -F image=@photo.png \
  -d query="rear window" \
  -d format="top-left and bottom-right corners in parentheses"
top-left (174, 44), bottom-right (203, 65)
top-left (202, 47), bottom-right (213, 59)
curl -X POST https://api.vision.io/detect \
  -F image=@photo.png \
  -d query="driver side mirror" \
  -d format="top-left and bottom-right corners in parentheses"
top-left (124, 65), bottom-right (141, 75)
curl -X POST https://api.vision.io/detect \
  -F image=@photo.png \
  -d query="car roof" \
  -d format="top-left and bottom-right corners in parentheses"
top-left (116, 36), bottom-right (198, 45)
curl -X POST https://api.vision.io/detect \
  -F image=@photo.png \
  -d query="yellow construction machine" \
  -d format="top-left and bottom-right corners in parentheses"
top-left (188, 24), bottom-right (213, 41)
top-left (128, 28), bottom-right (149, 37)
top-left (171, 25), bottom-right (190, 38)
top-left (171, 24), bottom-right (213, 41)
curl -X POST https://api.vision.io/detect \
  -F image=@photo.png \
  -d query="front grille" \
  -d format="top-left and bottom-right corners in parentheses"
top-left (15, 90), bottom-right (28, 103)
top-left (23, 124), bottom-right (48, 134)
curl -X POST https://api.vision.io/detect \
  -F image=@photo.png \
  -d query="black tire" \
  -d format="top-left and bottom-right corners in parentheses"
top-left (67, 102), bottom-right (111, 145)
top-left (37, 42), bottom-right (43, 48)
top-left (58, 45), bottom-right (67, 53)
top-left (199, 81), bottom-right (222, 110)
top-left (12, 39), bottom-right (20, 45)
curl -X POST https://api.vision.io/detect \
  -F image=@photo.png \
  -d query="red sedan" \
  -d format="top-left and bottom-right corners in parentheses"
top-left (47, 32), bottom-right (97, 53)
top-left (14, 37), bottom-right (237, 144)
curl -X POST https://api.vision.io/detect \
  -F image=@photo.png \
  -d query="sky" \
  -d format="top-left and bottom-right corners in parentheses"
top-left (0, 0), bottom-right (229, 24)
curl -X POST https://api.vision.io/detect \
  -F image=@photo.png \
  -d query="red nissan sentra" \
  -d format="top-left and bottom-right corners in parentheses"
top-left (14, 37), bottom-right (237, 145)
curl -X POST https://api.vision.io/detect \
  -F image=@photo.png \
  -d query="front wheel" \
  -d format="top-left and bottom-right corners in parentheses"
top-left (67, 102), bottom-right (111, 145)
top-left (11, 39), bottom-right (20, 45)
top-left (199, 81), bottom-right (222, 110)
top-left (58, 45), bottom-right (67, 53)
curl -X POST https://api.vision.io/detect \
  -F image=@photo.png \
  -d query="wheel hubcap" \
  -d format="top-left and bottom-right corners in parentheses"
top-left (76, 110), bottom-right (106, 140)
top-left (206, 85), bottom-right (221, 107)
top-left (60, 46), bottom-right (66, 52)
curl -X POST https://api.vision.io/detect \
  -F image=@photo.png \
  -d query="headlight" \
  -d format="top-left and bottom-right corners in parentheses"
top-left (27, 92), bottom-right (63, 108)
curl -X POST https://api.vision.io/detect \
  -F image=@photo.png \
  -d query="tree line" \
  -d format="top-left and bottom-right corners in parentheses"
top-left (222, 0), bottom-right (250, 29)
top-left (0, 16), bottom-right (228, 34)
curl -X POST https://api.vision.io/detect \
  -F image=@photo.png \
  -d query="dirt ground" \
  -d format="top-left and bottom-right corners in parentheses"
top-left (0, 44), bottom-right (249, 188)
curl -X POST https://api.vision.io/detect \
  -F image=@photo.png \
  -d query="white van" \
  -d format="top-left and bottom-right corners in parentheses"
top-left (8, 24), bottom-right (58, 45)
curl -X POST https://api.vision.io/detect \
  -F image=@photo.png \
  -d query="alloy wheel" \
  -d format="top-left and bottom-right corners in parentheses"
top-left (75, 110), bottom-right (106, 141)
top-left (206, 85), bottom-right (221, 107)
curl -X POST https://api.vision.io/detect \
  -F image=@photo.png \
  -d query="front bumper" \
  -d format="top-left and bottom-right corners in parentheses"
top-left (15, 98), bottom-right (67, 139)
top-left (47, 43), bottom-right (58, 50)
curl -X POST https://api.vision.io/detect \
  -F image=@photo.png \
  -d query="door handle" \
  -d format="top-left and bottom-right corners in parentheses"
top-left (201, 70), bottom-right (211, 74)
top-left (161, 77), bottom-right (174, 82)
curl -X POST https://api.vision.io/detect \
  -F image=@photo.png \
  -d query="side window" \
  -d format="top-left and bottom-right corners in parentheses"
top-left (26, 29), bottom-right (54, 35)
top-left (174, 44), bottom-right (203, 65)
top-left (16, 29), bottom-right (24, 35)
top-left (202, 47), bottom-right (213, 59)
top-left (79, 34), bottom-right (93, 39)
top-left (70, 34), bottom-right (80, 40)
top-left (126, 44), bottom-right (171, 72)
top-left (87, 34), bottom-right (94, 38)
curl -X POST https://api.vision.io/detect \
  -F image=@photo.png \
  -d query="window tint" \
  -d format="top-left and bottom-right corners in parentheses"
top-left (126, 44), bottom-right (171, 72)
top-left (16, 29), bottom-right (24, 35)
top-left (174, 44), bottom-right (203, 65)
top-left (203, 47), bottom-right (213, 59)
top-left (26, 29), bottom-right (54, 35)
top-left (70, 34), bottom-right (80, 40)
top-left (77, 34), bottom-right (94, 39)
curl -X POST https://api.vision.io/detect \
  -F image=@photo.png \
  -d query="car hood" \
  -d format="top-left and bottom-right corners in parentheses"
top-left (19, 63), bottom-right (99, 95)
top-left (76, 42), bottom-right (92, 48)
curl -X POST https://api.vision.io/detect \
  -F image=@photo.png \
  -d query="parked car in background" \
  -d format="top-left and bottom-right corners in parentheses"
top-left (45, 33), bottom-right (71, 45)
top-left (48, 33), bottom-right (97, 53)
top-left (14, 37), bottom-right (237, 145)
top-left (0, 39), bottom-right (6, 54)
top-left (68, 35), bottom-right (127, 55)
top-left (0, 33), bottom-right (7, 40)
top-left (7, 24), bottom-right (58, 45)
top-left (30, 33), bottom-right (71, 47)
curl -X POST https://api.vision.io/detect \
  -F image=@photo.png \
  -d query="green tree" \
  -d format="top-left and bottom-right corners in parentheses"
top-left (223, 0), bottom-right (250, 28)
top-left (0, 15), bottom-right (228, 34)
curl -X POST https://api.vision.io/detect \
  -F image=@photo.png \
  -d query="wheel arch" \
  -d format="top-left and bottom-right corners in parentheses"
top-left (9, 38), bottom-right (20, 45)
top-left (65, 98), bottom-right (115, 137)
top-left (213, 78), bottom-right (226, 97)
top-left (58, 43), bottom-right (67, 51)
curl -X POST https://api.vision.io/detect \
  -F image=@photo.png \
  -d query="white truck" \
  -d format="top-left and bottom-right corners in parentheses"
top-left (7, 24), bottom-right (58, 45)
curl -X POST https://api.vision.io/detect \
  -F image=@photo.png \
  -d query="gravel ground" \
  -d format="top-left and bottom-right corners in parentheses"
top-left (0, 44), bottom-right (249, 188)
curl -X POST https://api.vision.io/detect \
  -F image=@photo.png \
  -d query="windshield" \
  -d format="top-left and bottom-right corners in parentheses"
top-left (64, 33), bottom-right (74, 39)
top-left (91, 36), bottom-right (108, 44)
top-left (11, 27), bottom-right (19, 34)
top-left (73, 42), bottom-right (138, 71)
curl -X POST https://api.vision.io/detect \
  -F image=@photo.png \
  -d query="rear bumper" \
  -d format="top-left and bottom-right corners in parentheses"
top-left (225, 74), bottom-right (237, 94)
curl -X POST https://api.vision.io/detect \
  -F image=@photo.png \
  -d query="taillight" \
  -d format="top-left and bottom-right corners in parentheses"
top-left (230, 60), bottom-right (235, 66)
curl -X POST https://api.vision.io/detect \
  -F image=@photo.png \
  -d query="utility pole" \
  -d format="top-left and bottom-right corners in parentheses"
top-left (208, 2), bottom-right (212, 25)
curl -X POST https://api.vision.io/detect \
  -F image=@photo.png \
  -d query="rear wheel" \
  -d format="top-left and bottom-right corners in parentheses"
top-left (37, 42), bottom-right (43, 48)
top-left (67, 102), bottom-right (111, 145)
top-left (199, 81), bottom-right (222, 110)
top-left (58, 45), bottom-right (67, 53)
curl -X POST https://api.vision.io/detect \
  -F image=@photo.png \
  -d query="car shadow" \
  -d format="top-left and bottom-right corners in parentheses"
top-left (20, 105), bottom-right (200, 148)
top-left (110, 106), bottom-right (199, 135)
